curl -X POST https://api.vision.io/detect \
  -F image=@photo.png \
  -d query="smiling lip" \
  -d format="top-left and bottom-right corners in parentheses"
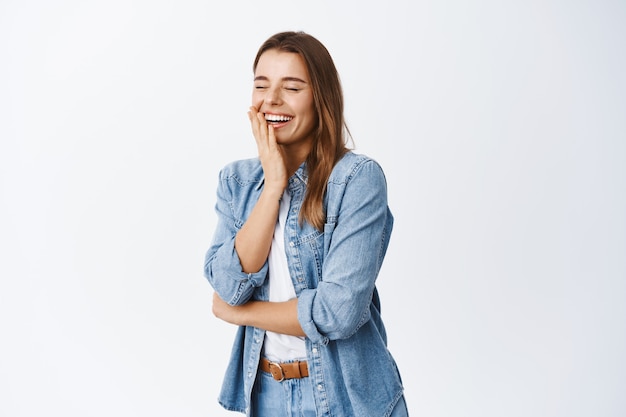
top-left (264, 113), bottom-right (293, 127)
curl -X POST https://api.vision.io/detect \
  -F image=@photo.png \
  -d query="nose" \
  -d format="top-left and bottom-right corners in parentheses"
top-left (264, 86), bottom-right (282, 105)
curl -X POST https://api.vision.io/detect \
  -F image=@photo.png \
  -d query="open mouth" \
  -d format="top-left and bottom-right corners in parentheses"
top-left (265, 114), bottom-right (293, 124)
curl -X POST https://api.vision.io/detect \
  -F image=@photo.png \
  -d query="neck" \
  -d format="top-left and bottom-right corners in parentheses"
top-left (281, 144), bottom-right (311, 177)
top-left (285, 157), bottom-right (306, 178)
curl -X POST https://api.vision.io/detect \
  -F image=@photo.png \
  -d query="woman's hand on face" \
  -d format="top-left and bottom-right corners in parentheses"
top-left (248, 106), bottom-right (288, 197)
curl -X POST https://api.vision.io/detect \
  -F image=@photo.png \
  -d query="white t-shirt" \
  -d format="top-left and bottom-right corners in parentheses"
top-left (263, 190), bottom-right (307, 361)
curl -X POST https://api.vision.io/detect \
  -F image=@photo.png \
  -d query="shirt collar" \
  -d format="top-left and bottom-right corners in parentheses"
top-left (255, 161), bottom-right (308, 191)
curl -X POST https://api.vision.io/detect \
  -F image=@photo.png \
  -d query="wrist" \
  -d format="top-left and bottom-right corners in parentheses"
top-left (261, 186), bottom-right (284, 203)
top-left (235, 301), bottom-right (257, 327)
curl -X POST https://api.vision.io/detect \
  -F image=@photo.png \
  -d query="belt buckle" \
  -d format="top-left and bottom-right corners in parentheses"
top-left (268, 361), bottom-right (285, 382)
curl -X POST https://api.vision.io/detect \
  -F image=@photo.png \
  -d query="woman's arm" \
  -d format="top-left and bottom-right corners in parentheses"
top-left (297, 159), bottom-right (393, 343)
top-left (234, 188), bottom-right (281, 273)
top-left (234, 108), bottom-right (288, 273)
top-left (212, 292), bottom-right (305, 337)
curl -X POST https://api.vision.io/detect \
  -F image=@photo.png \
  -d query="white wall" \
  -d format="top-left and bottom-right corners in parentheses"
top-left (1, 1), bottom-right (625, 416)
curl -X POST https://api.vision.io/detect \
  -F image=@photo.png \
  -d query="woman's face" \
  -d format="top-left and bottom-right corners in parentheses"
top-left (252, 49), bottom-right (316, 151)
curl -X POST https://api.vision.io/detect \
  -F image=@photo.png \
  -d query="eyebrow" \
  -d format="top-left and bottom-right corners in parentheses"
top-left (254, 76), bottom-right (308, 84)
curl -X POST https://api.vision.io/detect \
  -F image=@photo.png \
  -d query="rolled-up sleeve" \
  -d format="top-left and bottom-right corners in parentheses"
top-left (297, 159), bottom-right (393, 343)
top-left (203, 170), bottom-right (267, 305)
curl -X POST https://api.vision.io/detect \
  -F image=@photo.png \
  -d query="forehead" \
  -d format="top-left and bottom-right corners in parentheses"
top-left (254, 49), bottom-right (309, 81)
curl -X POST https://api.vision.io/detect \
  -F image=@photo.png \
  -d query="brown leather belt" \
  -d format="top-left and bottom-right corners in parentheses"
top-left (260, 357), bottom-right (309, 381)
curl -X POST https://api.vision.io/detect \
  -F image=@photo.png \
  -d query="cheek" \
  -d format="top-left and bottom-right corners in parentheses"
top-left (303, 96), bottom-right (316, 119)
top-left (251, 92), bottom-right (263, 107)
top-left (293, 98), bottom-right (314, 118)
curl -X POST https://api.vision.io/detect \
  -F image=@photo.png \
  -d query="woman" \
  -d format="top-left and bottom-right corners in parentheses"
top-left (204, 31), bottom-right (408, 417)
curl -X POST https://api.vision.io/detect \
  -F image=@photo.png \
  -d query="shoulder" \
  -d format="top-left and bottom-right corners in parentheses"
top-left (218, 157), bottom-right (263, 184)
top-left (329, 151), bottom-right (387, 185)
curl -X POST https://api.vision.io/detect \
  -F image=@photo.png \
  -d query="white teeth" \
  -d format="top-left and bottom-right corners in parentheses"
top-left (265, 114), bottom-right (293, 122)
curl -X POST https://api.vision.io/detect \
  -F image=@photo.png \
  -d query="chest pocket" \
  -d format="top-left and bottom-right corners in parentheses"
top-left (287, 219), bottom-right (325, 289)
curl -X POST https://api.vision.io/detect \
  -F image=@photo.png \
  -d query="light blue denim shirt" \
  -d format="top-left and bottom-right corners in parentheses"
top-left (204, 151), bottom-right (404, 417)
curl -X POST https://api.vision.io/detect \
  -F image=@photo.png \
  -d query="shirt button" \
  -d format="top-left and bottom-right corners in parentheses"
top-left (289, 242), bottom-right (295, 247)
top-left (312, 347), bottom-right (318, 354)
top-left (317, 384), bottom-right (323, 391)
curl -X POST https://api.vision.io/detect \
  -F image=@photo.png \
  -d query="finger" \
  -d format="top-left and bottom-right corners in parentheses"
top-left (267, 124), bottom-right (277, 150)
top-left (248, 109), bottom-right (267, 151)
top-left (255, 111), bottom-right (269, 147)
top-left (248, 107), bottom-right (261, 143)
top-left (248, 106), bottom-right (259, 125)
top-left (256, 111), bottom-right (268, 133)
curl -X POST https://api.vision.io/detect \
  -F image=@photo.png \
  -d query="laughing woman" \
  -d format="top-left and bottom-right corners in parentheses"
top-left (204, 31), bottom-right (408, 417)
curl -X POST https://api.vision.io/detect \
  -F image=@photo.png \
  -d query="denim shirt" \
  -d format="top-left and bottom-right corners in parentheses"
top-left (204, 151), bottom-right (404, 417)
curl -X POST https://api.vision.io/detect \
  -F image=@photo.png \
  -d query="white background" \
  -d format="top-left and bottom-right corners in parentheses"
top-left (1, 1), bottom-right (625, 416)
